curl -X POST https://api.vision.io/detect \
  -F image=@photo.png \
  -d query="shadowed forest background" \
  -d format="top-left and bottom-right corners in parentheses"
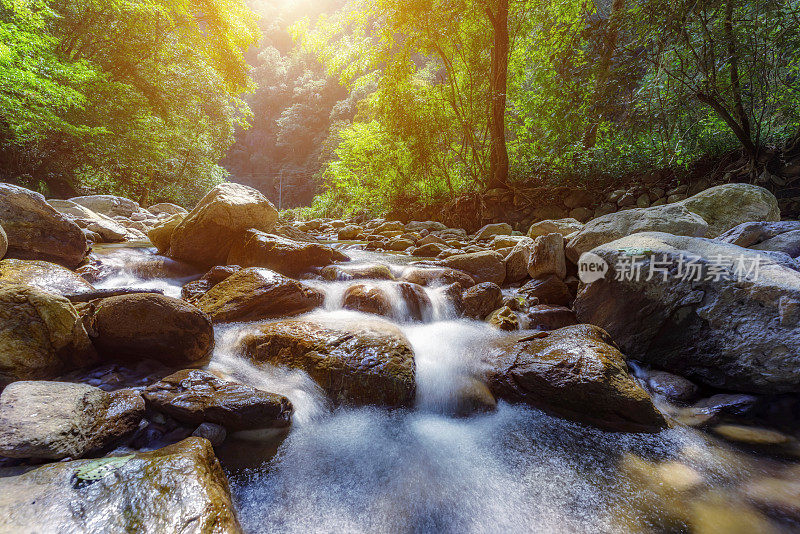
top-left (2, 0), bottom-right (800, 216)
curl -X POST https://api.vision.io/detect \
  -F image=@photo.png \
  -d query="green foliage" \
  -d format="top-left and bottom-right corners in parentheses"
top-left (0, 0), bottom-right (259, 205)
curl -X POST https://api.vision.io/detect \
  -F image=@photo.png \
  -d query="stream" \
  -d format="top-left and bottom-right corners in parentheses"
top-left (88, 242), bottom-right (798, 534)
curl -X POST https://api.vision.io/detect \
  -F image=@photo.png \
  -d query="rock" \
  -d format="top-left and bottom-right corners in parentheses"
top-left (491, 235), bottom-right (530, 250)
top-left (192, 422), bottom-right (227, 447)
top-left (692, 393), bottom-right (759, 417)
top-left (412, 242), bottom-right (445, 257)
top-left (337, 225), bottom-right (363, 240)
top-left (49, 199), bottom-right (129, 243)
top-left (0, 258), bottom-right (94, 295)
top-left (168, 182), bottom-right (278, 266)
top-left (405, 221), bottom-right (447, 232)
top-left (143, 369), bottom-right (292, 432)
top-left (488, 306), bottom-right (519, 330)
top-left (84, 294), bottom-right (214, 366)
top-left (147, 213), bottom-right (185, 254)
top-left (636, 194), bottom-right (651, 208)
top-left (528, 233), bottom-right (566, 280)
top-left (0, 381), bottom-right (144, 460)
top-left (435, 251), bottom-right (505, 286)
top-left (519, 275), bottom-right (572, 306)
top-left (713, 424), bottom-right (793, 446)
top-left (401, 266), bottom-right (475, 288)
top-left (751, 230), bottom-right (800, 258)
top-left (181, 265), bottom-right (241, 302)
top-left (594, 203), bottom-right (616, 218)
top-left (462, 282), bottom-right (503, 320)
top-left (716, 221), bottom-right (800, 248)
top-left (0, 437), bottom-right (241, 533)
top-left (147, 202), bottom-right (187, 216)
top-left (0, 285), bottom-right (97, 384)
top-left (70, 194), bottom-right (140, 218)
top-left (565, 203), bottom-right (709, 263)
top-left (386, 236), bottom-right (415, 251)
top-left (524, 305), bottom-right (577, 331)
top-left (645, 371), bottom-right (700, 403)
top-left (0, 224), bottom-right (5, 259)
top-left (373, 221), bottom-right (404, 234)
top-left (504, 241), bottom-right (533, 283)
top-left (486, 325), bottom-right (667, 432)
top-left (241, 317), bottom-right (415, 407)
top-left (227, 229), bottom-right (348, 276)
top-left (563, 190), bottom-right (594, 209)
top-left (397, 282), bottom-right (432, 321)
top-left (475, 223), bottom-right (512, 240)
top-left (677, 183), bottom-right (780, 237)
top-left (0, 184), bottom-right (87, 268)
top-left (419, 234), bottom-right (448, 246)
top-left (195, 268), bottom-right (323, 323)
top-left (321, 263), bottom-right (395, 281)
top-left (343, 283), bottom-right (393, 317)
top-left (568, 207), bottom-right (593, 222)
top-left (574, 232), bottom-right (800, 393)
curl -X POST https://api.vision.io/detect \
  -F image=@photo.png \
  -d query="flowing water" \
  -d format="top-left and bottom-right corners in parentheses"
top-left (88, 243), bottom-right (799, 534)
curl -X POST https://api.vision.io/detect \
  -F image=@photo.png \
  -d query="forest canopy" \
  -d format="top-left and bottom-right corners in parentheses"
top-left (2, 0), bottom-right (799, 212)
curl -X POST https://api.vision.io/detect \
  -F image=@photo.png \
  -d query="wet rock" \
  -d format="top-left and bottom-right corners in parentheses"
top-left (144, 369), bottom-right (292, 432)
top-left (488, 306), bottom-right (520, 331)
top-left (519, 275), bottom-right (572, 306)
top-left (453, 377), bottom-right (497, 416)
top-left (0, 381), bottom-right (144, 460)
top-left (0, 224), bottom-right (6, 259)
top-left (147, 212), bottom-right (185, 254)
top-left (343, 283), bottom-right (393, 317)
top-left (192, 422), bottom-right (227, 447)
top-left (181, 265), bottom-right (242, 302)
top-left (524, 305), bottom-right (577, 331)
top-left (692, 393), bottom-right (759, 417)
top-left (485, 324), bottom-right (668, 432)
top-left (645, 370), bottom-right (700, 403)
top-left (412, 242), bottom-right (446, 257)
top-left (227, 229), bottom-right (348, 276)
top-left (84, 294), bottom-right (214, 366)
top-left (528, 233), bottom-right (566, 280)
top-left (386, 236), bottom-right (415, 251)
top-left (0, 437), bottom-right (241, 533)
top-left (401, 266), bottom-right (475, 288)
top-left (711, 424), bottom-right (792, 446)
top-left (574, 232), bottom-right (800, 393)
top-left (397, 282), bottom-right (432, 321)
top-left (475, 222), bottom-right (512, 240)
top-left (751, 229), bottom-right (800, 258)
top-left (195, 268), bottom-right (324, 323)
top-left (462, 282), bottom-right (503, 320)
top-left (168, 183), bottom-right (278, 266)
top-left (0, 258), bottom-right (94, 295)
top-left (688, 493), bottom-right (779, 534)
top-left (503, 241), bottom-right (533, 283)
top-left (338, 225), bottom-right (363, 240)
top-left (743, 472), bottom-right (800, 521)
top-left (0, 183), bottom-right (88, 268)
top-left (565, 203), bottom-right (709, 263)
top-left (321, 263), bottom-right (395, 281)
top-left (435, 251), bottom-right (505, 285)
top-left (716, 220), bottom-right (800, 248)
top-left (241, 317), bottom-right (416, 407)
top-left (0, 285), bottom-right (97, 384)
top-left (677, 183), bottom-right (780, 237)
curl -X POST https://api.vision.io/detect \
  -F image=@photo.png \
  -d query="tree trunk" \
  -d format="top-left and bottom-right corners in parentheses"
top-left (486, 0), bottom-right (510, 189)
top-left (724, 0), bottom-right (755, 159)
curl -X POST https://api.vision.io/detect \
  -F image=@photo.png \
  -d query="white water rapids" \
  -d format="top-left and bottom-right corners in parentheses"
top-left (88, 243), bottom-right (781, 534)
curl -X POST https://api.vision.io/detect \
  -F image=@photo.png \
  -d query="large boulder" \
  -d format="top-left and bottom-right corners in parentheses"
top-left (195, 267), bottom-right (324, 323)
top-left (566, 203), bottom-right (709, 263)
top-left (677, 183), bottom-right (780, 237)
top-left (147, 213), bottom-right (185, 254)
top-left (0, 438), bottom-right (241, 533)
top-left (226, 229), bottom-right (348, 276)
top-left (143, 369), bottom-right (292, 432)
top-left (574, 232), bottom-right (800, 393)
top-left (0, 285), bottom-right (97, 384)
top-left (434, 251), bottom-right (506, 286)
top-left (240, 317), bottom-right (416, 407)
top-left (527, 233), bottom-right (567, 280)
top-left (84, 294), bottom-right (214, 366)
top-left (48, 199), bottom-right (128, 242)
top-left (0, 184), bottom-right (87, 268)
top-left (0, 223), bottom-right (6, 259)
top-left (69, 194), bottom-right (140, 218)
top-left (342, 283), bottom-right (394, 317)
top-left (0, 381), bottom-right (144, 460)
top-left (0, 258), bottom-right (94, 295)
top-left (168, 183), bottom-right (279, 267)
top-left (147, 202), bottom-right (187, 216)
top-left (321, 263), bottom-right (395, 281)
top-left (485, 325), bottom-right (667, 432)
top-left (401, 266), bottom-right (475, 288)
